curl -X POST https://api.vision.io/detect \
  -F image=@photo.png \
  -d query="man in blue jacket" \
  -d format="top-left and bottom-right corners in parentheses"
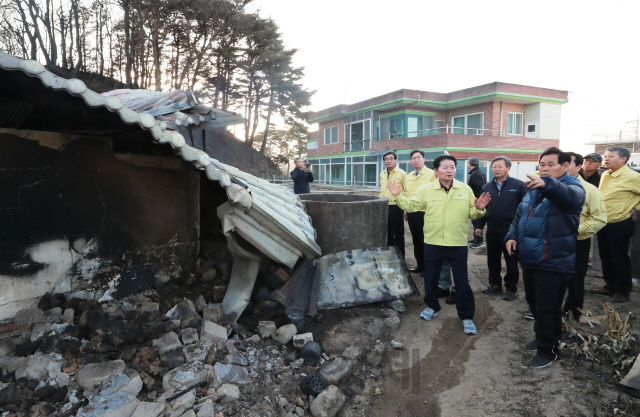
top-left (505, 147), bottom-right (585, 368)
top-left (290, 158), bottom-right (314, 194)
top-left (476, 156), bottom-right (527, 301)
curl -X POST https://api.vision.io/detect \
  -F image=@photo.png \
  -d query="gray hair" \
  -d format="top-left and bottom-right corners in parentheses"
top-left (491, 156), bottom-right (512, 168)
top-left (468, 156), bottom-right (479, 167)
top-left (605, 146), bottom-right (631, 163)
top-left (294, 157), bottom-right (303, 163)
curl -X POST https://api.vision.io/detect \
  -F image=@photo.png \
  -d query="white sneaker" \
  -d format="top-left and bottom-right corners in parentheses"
top-left (419, 308), bottom-right (437, 321)
top-left (462, 319), bottom-right (477, 335)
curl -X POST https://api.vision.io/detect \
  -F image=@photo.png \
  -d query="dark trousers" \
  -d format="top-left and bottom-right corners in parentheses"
top-left (407, 211), bottom-right (424, 268)
top-left (388, 205), bottom-right (405, 255)
top-left (523, 268), bottom-right (570, 357)
top-left (564, 238), bottom-right (591, 319)
top-left (597, 218), bottom-right (635, 296)
top-left (486, 232), bottom-right (519, 292)
top-left (471, 219), bottom-right (483, 243)
top-left (423, 244), bottom-right (475, 320)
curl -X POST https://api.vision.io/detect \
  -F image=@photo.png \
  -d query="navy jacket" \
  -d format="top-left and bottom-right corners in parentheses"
top-left (467, 167), bottom-right (487, 198)
top-left (476, 176), bottom-right (527, 235)
top-left (290, 168), bottom-right (314, 194)
top-left (504, 173), bottom-right (585, 274)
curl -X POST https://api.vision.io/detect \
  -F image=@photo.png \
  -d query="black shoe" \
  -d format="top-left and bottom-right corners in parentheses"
top-left (445, 291), bottom-right (457, 305)
top-left (524, 339), bottom-right (538, 352)
top-left (408, 266), bottom-right (424, 273)
top-left (481, 285), bottom-right (503, 295)
top-left (529, 352), bottom-right (557, 368)
top-left (523, 311), bottom-right (534, 320)
top-left (503, 291), bottom-right (516, 301)
top-left (437, 287), bottom-right (449, 298)
top-left (468, 239), bottom-right (475, 244)
top-left (469, 242), bottom-right (485, 249)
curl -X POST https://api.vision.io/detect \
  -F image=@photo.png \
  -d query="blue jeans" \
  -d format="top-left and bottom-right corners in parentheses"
top-left (423, 244), bottom-right (475, 320)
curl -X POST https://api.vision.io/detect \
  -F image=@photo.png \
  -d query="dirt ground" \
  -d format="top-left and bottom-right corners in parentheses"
top-left (335, 222), bottom-right (640, 417)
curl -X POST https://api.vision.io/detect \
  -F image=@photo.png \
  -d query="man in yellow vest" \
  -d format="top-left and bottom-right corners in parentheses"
top-left (591, 146), bottom-right (640, 303)
top-left (404, 150), bottom-right (435, 272)
top-left (388, 154), bottom-right (490, 335)
top-left (380, 151), bottom-right (407, 255)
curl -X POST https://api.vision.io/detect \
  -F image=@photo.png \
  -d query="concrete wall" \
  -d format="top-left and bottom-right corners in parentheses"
top-left (524, 103), bottom-right (540, 138)
top-left (538, 103), bottom-right (562, 140)
top-left (0, 130), bottom-right (200, 318)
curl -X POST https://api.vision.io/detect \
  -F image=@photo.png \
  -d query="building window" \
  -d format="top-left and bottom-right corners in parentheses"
top-left (344, 118), bottom-right (371, 152)
top-left (324, 126), bottom-right (339, 144)
top-left (508, 112), bottom-right (523, 135)
top-left (452, 112), bottom-right (484, 135)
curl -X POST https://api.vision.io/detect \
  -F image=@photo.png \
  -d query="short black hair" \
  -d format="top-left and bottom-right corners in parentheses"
top-left (434, 154), bottom-right (457, 170)
top-left (491, 156), bottom-right (512, 168)
top-left (410, 149), bottom-right (424, 158)
top-left (565, 152), bottom-right (584, 166)
top-left (539, 147), bottom-right (570, 165)
top-left (383, 151), bottom-right (397, 160)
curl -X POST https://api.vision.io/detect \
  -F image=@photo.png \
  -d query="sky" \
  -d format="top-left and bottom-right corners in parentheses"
top-left (248, 0), bottom-right (640, 155)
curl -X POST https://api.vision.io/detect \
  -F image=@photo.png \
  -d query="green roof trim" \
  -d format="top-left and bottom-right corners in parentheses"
top-left (380, 110), bottom-right (437, 119)
top-left (308, 92), bottom-right (568, 124)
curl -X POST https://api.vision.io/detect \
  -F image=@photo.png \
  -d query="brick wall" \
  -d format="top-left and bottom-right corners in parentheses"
top-left (499, 102), bottom-right (526, 136)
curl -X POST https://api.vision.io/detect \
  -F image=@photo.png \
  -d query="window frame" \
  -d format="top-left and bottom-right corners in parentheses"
top-left (450, 112), bottom-right (484, 135)
top-left (324, 126), bottom-right (339, 144)
top-left (507, 112), bottom-right (524, 136)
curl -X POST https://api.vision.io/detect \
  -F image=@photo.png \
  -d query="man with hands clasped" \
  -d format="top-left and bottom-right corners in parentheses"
top-left (504, 147), bottom-right (585, 368)
top-left (387, 154), bottom-right (491, 335)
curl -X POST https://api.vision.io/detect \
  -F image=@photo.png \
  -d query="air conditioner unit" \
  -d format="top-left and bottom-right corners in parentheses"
top-left (525, 123), bottom-right (538, 139)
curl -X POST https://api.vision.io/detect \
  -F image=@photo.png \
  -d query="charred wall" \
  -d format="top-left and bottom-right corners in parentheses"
top-left (0, 131), bottom-right (200, 318)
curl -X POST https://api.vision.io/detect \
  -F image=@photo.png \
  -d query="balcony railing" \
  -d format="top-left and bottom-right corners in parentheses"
top-left (344, 139), bottom-right (371, 152)
top-left (589, 131), bottom-right (639, 144)
top-left (388, 126), bottom-right (505, 140)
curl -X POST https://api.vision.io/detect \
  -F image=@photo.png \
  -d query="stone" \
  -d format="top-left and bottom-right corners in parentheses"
top-left (202, 304), bottom-right (223, 324)
top-left (15, 354), bottom-right (53, 382)
top-left (180, 410), bottom-right (196, 417)
top-left (390, 340), bottom-right (404, 350)
top-left (76, 359), bottom-right (126, 390)
top-left (223, 352), bottom-right (248, 366)
top-left (365, 319), bottom-right (385, 339)
top-left (257, 321), bottom-right (277, 339)
top-left (310, 385), bottom-right (346, 417)
top-left (181, 328), bottom-right (199, 345)
top-left (0, 339), bottom-right (16, 356)
top-left (62, 308), bottom-right (75, 325)
top-left (131, 402), bottom-right (166, 417)
top-left (213, 363), bottom-right (249, 385)
top-left (162, 361), bottom-right (213, 391)
top-left (319, 358), bottom-right (354, 385)
top-left (166, 300), bottom-right (197, 321)
top-left (56, 372), bottom-right (70, 387)
top-left (366, 343), bottom-right (385, 367)
top-left (212, 286), bottom-right (226, 303)
top-left (200, 321), bottom-right (227, 343)
top-left (46, 359), bottom-right (62, 380)
top-left (159, 388), bottom-right (196, 417)
top-left (30, 323), bottom-right (52, 342)
top-left (87, 370), bottom-right (143, 402)
top-left (195, 295), bottom-right (207, 312)
top-left (196, 399), bottom-right (214, 417)
top-left (77, 391), bottom-right (140, 417)
top-left (14, 307), bottom-right (62, 326)
top-left (217, 383), bottom-right (240, 404)
top-left (161, 350), bottom-right (185, 369)
top-left (182, 343), bottom-right (210, 363)
top-left (383, 316), bottom-right (401, 331)
top-left (0, 356), bottom-right (24, 373)
top-left (341, 346), bottom-right (362, 361)
top-left (141, 302), bottom-right (159, 313)
top-left (385, 299), bottom-right (406, 313)
top-left (292, 333), bottom-right (314, 349)
top-left (199, 266), bottom-right (217, 282)
top-left (272, 324), bottom-right (297, 345)
top-left (152, 332), bottom-right (182, 355)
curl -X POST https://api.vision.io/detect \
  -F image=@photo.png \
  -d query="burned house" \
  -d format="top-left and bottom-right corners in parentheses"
top-left (0, 50), bottom-right (321, 320)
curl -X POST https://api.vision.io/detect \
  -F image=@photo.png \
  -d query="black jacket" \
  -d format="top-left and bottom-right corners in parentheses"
top-left (467, 166), bottom-right (487, 198)
top-left (579, 169), bottom-right (601, 188)
top-left (290, 168), bottom-right (314, 194)
top-left (476, 176), bottom-right (527, 235)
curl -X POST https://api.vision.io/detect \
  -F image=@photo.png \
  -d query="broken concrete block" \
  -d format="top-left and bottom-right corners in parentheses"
top-left (383, 316), bottom-right (401, 331)
top-left (76, 359), bottom-right (126, 390)
top-left (87, 370), bottom-right (143, 402)
top-left (162, 361), bottom-right (213, 392)
top-left (341, 346), bottom-right (362, 361)
top-left (195, 295), bottom-right (207, 312)
top-left (131, 402), bottom-right (166, 417)
top-left (292, 333), bottom-right (314, 349)
top-left (366, 343), bottom-right (385, 367)
top-left (217, 383), bottom-right (240, 404)
top-left (390, 340), bottom-right (404, 350)
top-left (213, 363), bottom-right (249, 385)
top-left (180, 410), bottom-right (196, 417)
top-left (30, 323), bottom-right (52, 342)
top-left (199, 266), bottom-right (217, 282)
top-left (196, 399), bottom-right (215, 417)
top-left (159, 388), bottom-right (196, 417)
top-left (46, 359), bottom-right (62, 380)
top-left (310, 385), bottom-right (346, 417)
top-left (62, 308), bottom-right (75, 325)
top-left (14, 307), bottom-right (62, 326)
top-left (15, 354), bottom-right (54, 382)
top-left (166, 300), bottom-right (197, 321)
top-left (223, 352), bottom-right (248, 366)
top-left (202, 304), bottom-right (223, 324)
top-left (0, 356), bottom-right (25, 373)
top-left (256, 321), bottom-right (277, 339)
top-left (200, 320), bottom-right (227, 343)
top-left (272, 324), bottom-right (297, 345)
top-left (56, 372), bottom-right (70, 387)
top-left (152, 332), bottom-right (182, 355)
top-left (365, 319), bottom-right (385, 339)
top-left (77, 391), bottom-right (140, 417)
top-left (141, 302), bottom-right (159, 313)
top-left (181, 328), bottom-right (199, 345)
top-left (385, 299), bottom-right (406, 313)
top-left (319, 358), bottom-right (354, 385)
top-left (182, 343), bottom-right (209, 363)
top-left (161, 350), bottom-right (185, 369)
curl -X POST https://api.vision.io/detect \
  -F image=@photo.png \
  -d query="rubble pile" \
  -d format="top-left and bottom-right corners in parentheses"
top-left (0, 286), bottom-right (406, 417)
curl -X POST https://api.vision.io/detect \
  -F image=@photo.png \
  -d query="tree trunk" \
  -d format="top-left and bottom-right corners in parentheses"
top-left (260, 91), bottom-right (275, 154)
